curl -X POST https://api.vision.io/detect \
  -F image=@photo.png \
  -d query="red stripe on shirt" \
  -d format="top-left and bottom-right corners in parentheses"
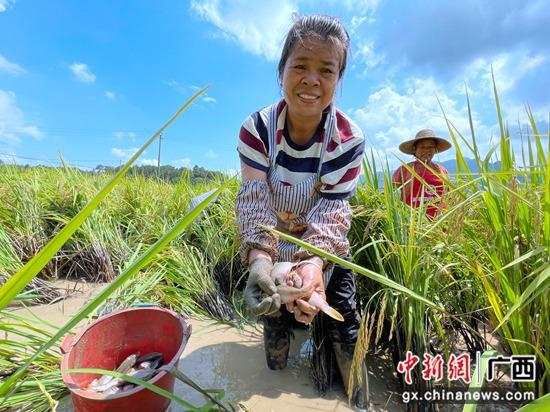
top-left (240, 126), bottom-right (267, 156)
top-left (337, 166), bottom-right (360, 184)
top-left (317, 129), bottom-right (325, 143)
top-left (336, 111), bottom-right (354, 143)
top-left (276, 100), bottom-right (287, 118)
top-left (327, 138), bottom-right (338, 153)
top-left (322, 166), bottom-right (360, 191)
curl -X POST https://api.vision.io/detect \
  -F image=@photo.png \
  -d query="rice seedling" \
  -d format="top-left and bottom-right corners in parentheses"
top-left (0, 226), bottom-right (61, 304)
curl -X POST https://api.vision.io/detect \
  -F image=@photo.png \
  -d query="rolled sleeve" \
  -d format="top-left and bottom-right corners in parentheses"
top-left (236, 180), bottom-right (279, 265)
top-left (292, 197), bottom-right (351, 263)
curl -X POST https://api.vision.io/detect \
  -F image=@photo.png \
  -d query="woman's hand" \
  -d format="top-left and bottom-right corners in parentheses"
top-left (244, 256), bottom-right (281, 316)
top-left (286, 259), bottom-right (325, 324)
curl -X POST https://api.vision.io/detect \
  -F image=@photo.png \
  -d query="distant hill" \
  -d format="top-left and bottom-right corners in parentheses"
top-left (0, 162), bottom-right (225, 184)
top-left (360, 157), bottom-right (503, 187)
top-left (439, 158), bottom-right (501, 174)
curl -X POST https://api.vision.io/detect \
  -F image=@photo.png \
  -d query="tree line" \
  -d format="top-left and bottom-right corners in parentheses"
top-left (0, 161), bottom-right (226, 184)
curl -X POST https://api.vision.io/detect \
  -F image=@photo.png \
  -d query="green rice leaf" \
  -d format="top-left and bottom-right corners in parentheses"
top-left (494, 265), bottom-right (550, 332)
top-left (462, 350), bottom-right (497, 412)
top-left (64, 368), bottom-right (201, 411)
top-left (0, 182), bottom-right (228, 397)
top-left (515, 393), bottom-right (550, 412)
top-left (0, 87), bottom-right (209, 310)
top-left (267, 227), bottom-right (443, 311)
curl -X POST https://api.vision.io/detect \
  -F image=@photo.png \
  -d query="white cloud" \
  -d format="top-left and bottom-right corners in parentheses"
top-left (350, 15), bottom-right (368, 34)
top-left (0, 90), bottom-right (44, 146)
top-left (191, 0), bottom-right (297, 61)
top-left (354, 41), bottom-right (384, 72)
top-left (0, 54), bottom-right (25, 75)
top-left (104, 91), bottom-right (116, 100)
top-left (350, 77), bottom-right (493, 167)
top-left (333, 0), bottom-right (379, 16)
top-left (111, 147), bottom-right (139, 159)
top-left (112, 131), bottom-right (136, 139)
top-left (69, 62), bottom-right (96, 83)
top-left (171, 158), bottom-right (192, 168)
top-left (167, 81), bottom-right (215, 104)
top-left (457, 50), bottom-right (550, 123)
top-left (205, 149), bottom-right (218, 159)
top-left (462, 51), bottom-right (547, 96)
top-left (165, 80), bottom-right (187, 94)
top-left (139, 158), bottom-right (157, 166)
top-left (0, 0), bottom-right (15, 13)
top-left (111, 148), bottom-right (162, 167)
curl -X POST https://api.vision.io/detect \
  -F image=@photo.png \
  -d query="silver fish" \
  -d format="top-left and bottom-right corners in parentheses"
top-left (86, 352), bottom-right (139, 392)
top-left (138, 360), bottom-right (162, 370)
top-left (95, 373), bottom-right (113, 387)
top-left (276, 284), bottom-right (314, 304)
top-left (91, 377), bottom-right (122, 393)
top-left (136, 352), bottom-right (163, 364)
top-left (271, 262), bottom-right (344, 322)
top-left (103, 385), bottom-right (121, 397)
top-left (115, 353), bottom-right (139, 374)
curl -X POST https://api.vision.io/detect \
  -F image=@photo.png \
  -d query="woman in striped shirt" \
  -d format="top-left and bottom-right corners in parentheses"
top-left (236, 15), bottom-right (368, 408)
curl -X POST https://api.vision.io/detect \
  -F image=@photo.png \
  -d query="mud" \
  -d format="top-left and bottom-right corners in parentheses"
top-left (172, 319), bottom-right (402, 411)
top-left (9, 281), bottom-right (402, 411)
top-left (8, 281), bottom-right (521, 412)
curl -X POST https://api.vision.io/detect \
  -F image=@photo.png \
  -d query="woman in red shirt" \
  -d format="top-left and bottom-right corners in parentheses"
top-left (392, 129), bottom-right (452, 218)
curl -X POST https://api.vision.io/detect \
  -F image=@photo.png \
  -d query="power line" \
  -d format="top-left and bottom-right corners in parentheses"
top-left (0, 152), bottom-right (121, 170)
top-left (0, 152), bottom-right (119, 164)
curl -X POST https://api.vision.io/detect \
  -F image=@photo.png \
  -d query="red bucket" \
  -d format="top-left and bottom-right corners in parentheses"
top-left (60, 307), bottom-right (191, 412)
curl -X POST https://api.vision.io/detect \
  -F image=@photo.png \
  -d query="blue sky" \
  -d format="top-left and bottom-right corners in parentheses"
top-left (1, 0), bottom-right (549, 173)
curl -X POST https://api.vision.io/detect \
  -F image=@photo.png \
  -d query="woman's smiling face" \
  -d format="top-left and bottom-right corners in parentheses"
top-left (281, 38), bottom-right (342, 122)
top-left (414, 139), bottom-right (437, 163)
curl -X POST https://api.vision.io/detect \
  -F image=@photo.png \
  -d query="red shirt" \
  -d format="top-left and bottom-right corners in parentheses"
top-left (392, 161), bottom-right (448, 217)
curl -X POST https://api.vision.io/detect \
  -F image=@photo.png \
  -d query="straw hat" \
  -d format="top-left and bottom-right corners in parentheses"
top-left (398, 129), bottom-right (452, 155)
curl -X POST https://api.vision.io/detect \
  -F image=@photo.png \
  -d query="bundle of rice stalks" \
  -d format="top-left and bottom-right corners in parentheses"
top-left (0, 227), bottom-right (61, 304)
top-left (162, 246), bottom-right (236, 322)
top-left (0, 311), bottom-right (67, 412)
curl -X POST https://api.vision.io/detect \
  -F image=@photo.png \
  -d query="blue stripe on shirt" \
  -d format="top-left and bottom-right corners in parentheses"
top-left (239, 153), bottom-right (269, 172)
top-left (251, 111), bottom-right (269, 155)
top-left (320, 141), bottom-right (364, 175)
top-left (320, 187), bottom-right (356, 200)
top-left (275, 151), bottom-right (320, 173)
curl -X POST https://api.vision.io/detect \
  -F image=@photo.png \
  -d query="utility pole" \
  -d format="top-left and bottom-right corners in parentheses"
top-left (157, 132), bottom-right (163, 177)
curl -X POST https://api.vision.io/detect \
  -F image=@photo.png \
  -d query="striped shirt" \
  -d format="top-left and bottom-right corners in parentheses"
top-left (238, 100), bottom-right (365, 200)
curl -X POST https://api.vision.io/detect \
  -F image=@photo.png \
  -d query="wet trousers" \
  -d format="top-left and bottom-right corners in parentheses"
top-left (261, 262), bottom-right (361, 376)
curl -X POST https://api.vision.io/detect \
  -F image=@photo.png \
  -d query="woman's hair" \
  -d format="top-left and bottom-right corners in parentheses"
top-left (277, 15), bottom-right (350, 84)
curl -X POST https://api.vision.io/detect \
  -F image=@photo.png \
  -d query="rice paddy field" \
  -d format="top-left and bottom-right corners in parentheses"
top-left (0, 89), bottom-right (548, 411)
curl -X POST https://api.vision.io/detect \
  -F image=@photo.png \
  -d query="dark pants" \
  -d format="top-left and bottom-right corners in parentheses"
top-left (261, 263), bottom-right (361, 374)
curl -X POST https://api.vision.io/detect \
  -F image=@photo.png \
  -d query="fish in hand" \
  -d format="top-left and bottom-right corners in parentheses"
top-left (271, 262), bottom-right (344, 321)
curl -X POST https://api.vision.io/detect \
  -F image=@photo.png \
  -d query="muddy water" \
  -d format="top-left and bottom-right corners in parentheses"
top-left (10, 281), bottom-right (403, 411)
top-left (173, 319), bottom-right (402, 411)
